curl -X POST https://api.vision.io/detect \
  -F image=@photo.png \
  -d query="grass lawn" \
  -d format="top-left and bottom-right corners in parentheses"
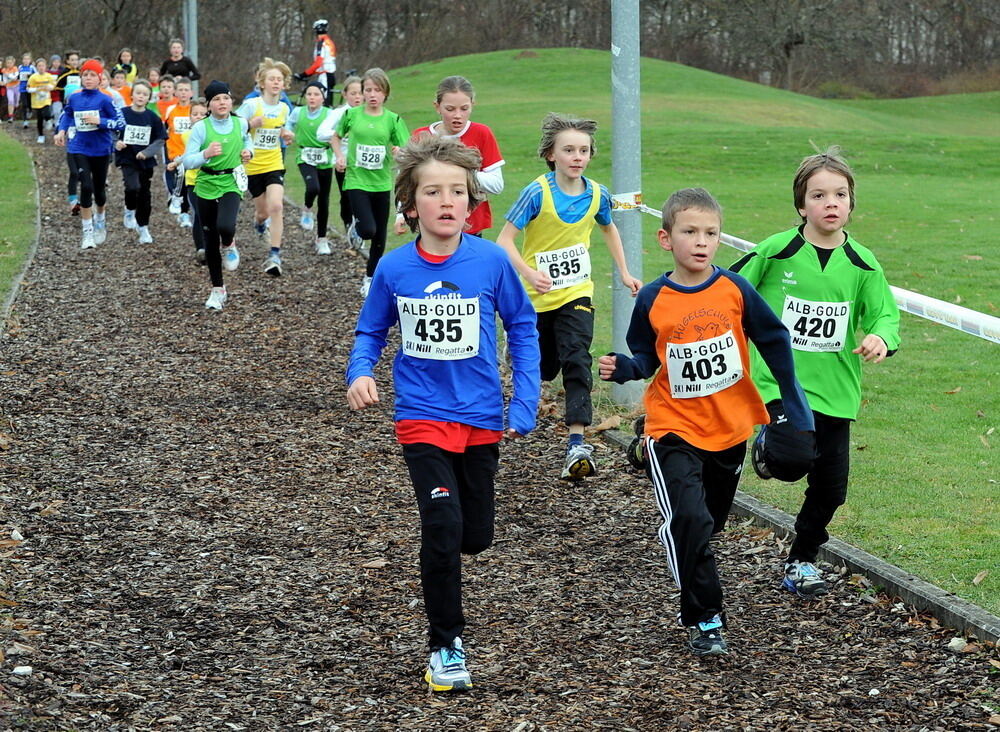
top-left (286, 49), bottom-right (999, 615)
top-left (0, 129), bottom-right (37, 309)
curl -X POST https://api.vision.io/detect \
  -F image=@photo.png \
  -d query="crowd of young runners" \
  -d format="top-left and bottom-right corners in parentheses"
top-left (7, 31), bottom-right (901, 692)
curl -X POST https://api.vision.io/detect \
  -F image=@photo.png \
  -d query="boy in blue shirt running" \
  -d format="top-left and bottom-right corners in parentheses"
top-left (346, 135), bottom-right (540, 692)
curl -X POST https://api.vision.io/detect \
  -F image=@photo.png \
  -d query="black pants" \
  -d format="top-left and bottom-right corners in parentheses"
top-left (347, 188), bottom-right (390, 277)
top-left (120, 164), bottom-right (153, 227)
top-left (334, 168), bottom-right (353, 229)
top-left (298, 163), bottom-right (333, 238)
top-left (186, 187), bottom-right (204, 252)
top-left (35, 105), bottom-right (50, 135)
top-left (402, 441), bottom-right (499, 650)
top-left (536, 297), bottom-right (595, 427)
top-left (18, 91), bottom-right (31, 121)
top-left (646, 433), bottom-right (746, 627)
top-left (323, 72), bottom-right (337, 107)
top-left (68, 154), bottom-right (109, 209)
top-left (788, 412), bottom-right (851, 563)
top-left (164, 163), bottom-right (178, 202)
top-left (66, 152), bottom-right (79, 198)
top-left (0, 91), bottom-right (7, 121)
top-left (195, 191), bottom-right (241, 287)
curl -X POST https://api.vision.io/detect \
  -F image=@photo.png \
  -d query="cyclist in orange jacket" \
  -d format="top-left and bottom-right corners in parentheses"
top-left (294, 19), bottom-right (337, 107)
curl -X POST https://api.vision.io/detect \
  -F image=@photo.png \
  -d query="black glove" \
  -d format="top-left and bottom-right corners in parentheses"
top-left (293, 72), bottom-right (307, 82)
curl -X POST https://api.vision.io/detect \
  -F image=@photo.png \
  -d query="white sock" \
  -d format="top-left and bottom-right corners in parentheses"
top-left (139, 226), bottom-right (150, 235)
top-left (82, 219), bottom-right (94, 233)
top-left (94, 212), bottom-right (105, 225)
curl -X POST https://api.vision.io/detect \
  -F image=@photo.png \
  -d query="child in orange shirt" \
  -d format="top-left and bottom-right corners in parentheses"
top-left (599, 188), bottom-right (814, 657)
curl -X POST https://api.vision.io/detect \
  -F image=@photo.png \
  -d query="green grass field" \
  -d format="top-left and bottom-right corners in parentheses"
top-left (288, 49), bottom-right (999, 615)
top-left (0, 130), bottom-right (37, 309)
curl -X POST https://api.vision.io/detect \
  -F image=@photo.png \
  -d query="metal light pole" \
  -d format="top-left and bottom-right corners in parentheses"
top-left (183, 0), bottom-right (199, 96)
top-left (610, 0), bottom-right (644, 406)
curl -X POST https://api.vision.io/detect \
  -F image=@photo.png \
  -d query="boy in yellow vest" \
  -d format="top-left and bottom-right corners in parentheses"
top-left (497, 113), bottom-right (641, 480)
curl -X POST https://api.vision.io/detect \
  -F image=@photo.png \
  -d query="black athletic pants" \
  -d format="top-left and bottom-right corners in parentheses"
top-left (334, 168), bottom-right (353, 230)
top-left (120, 164), bottom-right (153, 227)
top-left (68, 153), bottom-right (109, 209)
top-left (347, 188), bottom-right (390, 277)
top-left (195, 191), bottom-right (241, 288)
top-left (536, 297), bottom-right (595, 427)
top-left (66, 152), bottom-right (79, 198)
top-left (646, 433), bottom-right (746, 627)
top-left (788, 412), bottom-right (851, 563)
top-left (298, 163), bottom-right (333, 238)
top-left (323, 72), bottom-right (337, 107)
top-left (186, 187), bottom-right (204, 252)
top-left (402, 441), bottom-right (499, 650)
top-left (35, 105), bottom-right (50, 136)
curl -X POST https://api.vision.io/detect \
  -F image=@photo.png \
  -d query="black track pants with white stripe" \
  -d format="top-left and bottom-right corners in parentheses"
top-left (645, 434), bottom-right (746, 627)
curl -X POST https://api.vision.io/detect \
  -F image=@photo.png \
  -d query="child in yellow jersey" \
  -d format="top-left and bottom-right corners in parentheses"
top-left (166, 99), bottom-right (209, 262)
top-left (238, 57), bottom-right (292, 277)
top-left (496, 113), bottom-right (641, 481)
top-left (27, 57), bottom-right (56, 143)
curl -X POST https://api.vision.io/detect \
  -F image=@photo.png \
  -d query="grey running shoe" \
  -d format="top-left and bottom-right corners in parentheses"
top-left (688, 614), bottom-right (728, 656)
top-left (425, 637), bottom-right (472, 692)
top-left (561, 443), bottom-right (596, 481)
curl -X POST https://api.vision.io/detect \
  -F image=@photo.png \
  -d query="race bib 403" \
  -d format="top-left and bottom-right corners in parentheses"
top-left (397, 295), bottom-right (481, 360)
top-left (666, 330), bottom-right (743, 399)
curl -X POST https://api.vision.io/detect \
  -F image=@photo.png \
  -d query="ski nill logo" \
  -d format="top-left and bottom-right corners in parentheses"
top-left (430, 486), bottom-right (451, 500)
top-left (423, 280), bottom-right (460, 295)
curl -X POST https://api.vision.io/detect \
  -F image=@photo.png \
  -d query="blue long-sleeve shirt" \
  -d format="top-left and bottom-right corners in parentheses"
top-left (347, 234), bottom-right (541, 435)
top-left (58, 88), bottom-right (125, 156)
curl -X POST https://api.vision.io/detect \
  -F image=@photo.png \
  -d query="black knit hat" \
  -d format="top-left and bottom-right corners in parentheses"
top-left (203, 80), bottom-right (231, 103)
top-left (304, 80), bottom-right (327, 96)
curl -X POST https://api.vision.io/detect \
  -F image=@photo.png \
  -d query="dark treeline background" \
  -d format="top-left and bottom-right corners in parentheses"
top-left (2, 0), bottom-right (997, 98)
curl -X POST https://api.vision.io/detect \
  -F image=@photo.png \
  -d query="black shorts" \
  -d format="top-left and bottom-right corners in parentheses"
top-left (247, 169), bottom-right (285, 198)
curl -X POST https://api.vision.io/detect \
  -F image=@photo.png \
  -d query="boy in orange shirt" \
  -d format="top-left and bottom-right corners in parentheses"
top-left (599, 188), bottom-right (814, 657)
top-left (163, 76), bottom-right (193, 221)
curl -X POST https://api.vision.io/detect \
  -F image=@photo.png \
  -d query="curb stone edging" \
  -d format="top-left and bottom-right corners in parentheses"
top-left (602, 428), bottom-right (1000, 644)
top-left (2, 141), bottom-right (42, 329)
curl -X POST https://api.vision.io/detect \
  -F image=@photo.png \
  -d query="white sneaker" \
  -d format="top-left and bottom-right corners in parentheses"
top-left (204, 287), bottom-right (227, 310)
top-left (80, 230), bottom-right (96, 249)
top-left (36, 135), bottom-right (45, 144)
top-left (138, 227), bottom-right (154, 244)
top-left (314, 237), bottom-right (331, 255)
top-left (300, 210), bottom-right (314, 231)
top-left (425, 637), bottom-right (472, 692)
top-left (195, 248), bottom-right (206, 265)
top-left (123, 209), bottom-right (138, 230)
top-left (93, 220), bottom-right (107, 245)
top-left (347, 219), bottom-right (364, 250)
top-left (178, 212), bottom-right (192, 228)
top-left (360, 275), bottom-right (372, 297)
top-left (263, 252), bottom-right (283, 277)
top-left (221, 243), bottom-right (240, 271)
top-left (168, 195), bottom-right (183, 215)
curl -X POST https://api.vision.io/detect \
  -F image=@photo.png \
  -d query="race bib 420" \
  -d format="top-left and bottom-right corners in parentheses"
top-left (782, 296), bottom-right (850, 352)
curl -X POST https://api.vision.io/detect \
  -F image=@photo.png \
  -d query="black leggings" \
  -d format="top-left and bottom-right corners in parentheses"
top-left (334, 168), bottom-right (353, 229)
top-left (195, 191), bottom-right (241, 287)
top-left (120, 164), bottom-right (153, 226)
top-left (347, 188), bottom-right (390, 277)
top-left (68, 153), bottom-right (110, 209)
top-left (35, 106), bottom-right (50, 136)
top-left (18, 91), bottom-right (31, 122)
top-left (185, 186), bottom-right (204, 252)
top-left (298, 163), bottom-right (333, 238)
top-left (66, 152), bottom-right (79, 198)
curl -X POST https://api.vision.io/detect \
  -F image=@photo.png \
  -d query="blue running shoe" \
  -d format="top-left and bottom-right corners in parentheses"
top-left (783, 560), bottom-right (829, 599)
